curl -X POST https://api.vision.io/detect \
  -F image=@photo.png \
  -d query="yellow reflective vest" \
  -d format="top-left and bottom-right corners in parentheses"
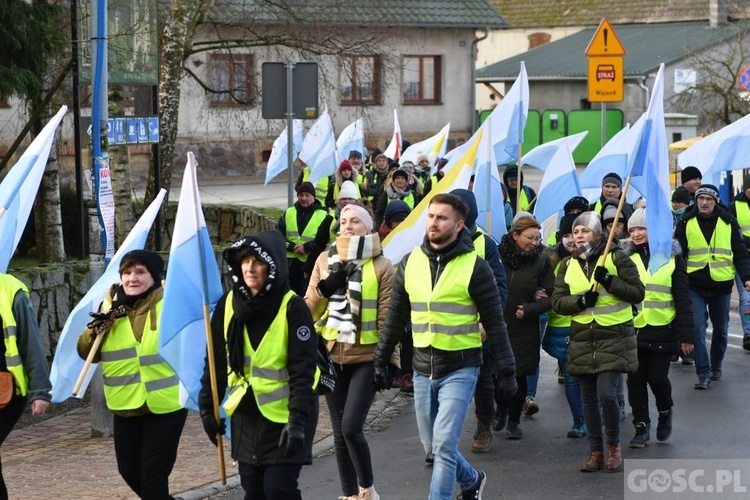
top-left (404, 250), bottom-right (482, 351)
top-left (735, 201), bottom-right (750, 239)
top-left (284, 206), bottom-right (328, 262)
top-left (472, 230), bottom-right (486, 259)
top-left (99, 297), bottom-right (182, 413)
top-left (222, 290), bottom-right (320, 420)
top-left (301, 168), bottom-right (330, 205)
top-left (386, 192), bottom-right (415, 209)
top-left (630, 253), bottom-right (676, 328)
top-left (685, 217), bottom-right (734, 281)
top-left (548, 261), bottom-right (571, 328)
top-left (0, 275), bottom-right (29, 396)
top-left (318, 259), bottom-right (379, 345)
top-left (565, 254), bottom-right (633, 326)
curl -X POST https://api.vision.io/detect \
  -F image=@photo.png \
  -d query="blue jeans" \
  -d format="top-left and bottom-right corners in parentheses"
top-left (735, 273), bottom-right (750, 335)
top-left (690, 290), bottom-right (730, 379)
top-left (414, 367), bottom-right (480, 500)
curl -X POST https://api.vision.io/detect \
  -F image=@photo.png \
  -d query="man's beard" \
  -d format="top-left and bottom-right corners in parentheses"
top-left (427, 230), bottom-right (452, 246)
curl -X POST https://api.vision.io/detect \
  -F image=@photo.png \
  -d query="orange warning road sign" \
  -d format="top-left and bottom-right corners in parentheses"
top-left (585, 19), bottom-right (626, 57)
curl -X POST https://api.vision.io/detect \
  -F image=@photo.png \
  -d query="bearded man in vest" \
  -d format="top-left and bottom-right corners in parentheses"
top-left (675, 184), bottom-right (750, 389)
top-left (77, 250), bottom-right (186, 499)
top-left (729, 173), bottom-right (750, 352)
top-left (373, 193), bottom-right (516, 499)
top-left (0, 273), bottom-right (51, 498)
top-left (277, 182), bottom-right (333, 295)
top-left (199, 231), bottom-right (318, 499)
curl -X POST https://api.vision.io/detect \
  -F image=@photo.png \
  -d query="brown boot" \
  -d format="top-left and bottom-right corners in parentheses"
top-left (580, 450), bottom-right (604, 472)
top-left (471, 420), bottom-right (492, 453)
top-left (606, 444), bottom-right (622, 472)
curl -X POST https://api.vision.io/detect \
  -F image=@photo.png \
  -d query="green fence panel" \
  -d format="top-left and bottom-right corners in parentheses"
top-left (567, 109), bottom-right (624, 163)
top-left (541, 109), bottom-right (566, 143)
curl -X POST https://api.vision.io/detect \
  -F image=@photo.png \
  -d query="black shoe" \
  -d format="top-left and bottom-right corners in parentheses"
top-left (492, 408), bottom-right (508, 432)
top-left (506, 421), bottom-right (523, 439)
top-left (681, 355), bottom-right (695, 365)
top-left (425, 452), bottom-right (434, 466)
top-left (694, 377), bottom-right (710, 389)
top-left (743, 334), bottom-right (750, 352)
top-left (670, 353), bottom-right (679, 363)
top-left (657, 409), bottom-right (673, 442)
top-left (629, 422), bottom-right (650, 448)
top-left (711, 367), bottom-right (722, 381)
top-left (458, 470), bottom-right (486, 500)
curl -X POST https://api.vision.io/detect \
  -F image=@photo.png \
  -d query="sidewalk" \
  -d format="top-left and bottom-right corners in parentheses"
top-left (3, 389), bottom-right (404, 499)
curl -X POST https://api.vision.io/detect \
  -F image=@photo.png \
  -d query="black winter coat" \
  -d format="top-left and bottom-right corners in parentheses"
top-left (374, 229), bottom-right (516, 379)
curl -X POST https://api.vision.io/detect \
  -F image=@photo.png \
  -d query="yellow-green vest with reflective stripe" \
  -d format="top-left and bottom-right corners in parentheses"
top-left (565, 254), bottom-right (633, 327)
top-left (630, 253), bottom-right (676, 328)
top-left (685, 217), bottom-right (734, 281)
top-left (386, 192), bottom-right (415, 210)
top-left (735, 201), bottom-right (750, 239)
top-left (318, 260), bottom-right (379, 345)
top-left (404, 250), bottom-right (482, 351)
top-left (222, 290), bottom-right (320, 420)
top-left (472, 230), bottom-right (486, 259)
top-left (516, 188), bottom-right (531, 212)
top-left (0, 275), bottom-right (29, 396)
top-left (301, 168), bottom-right (330, 205)
top-left (285, 207), bottom-right (328, 262)
top-left (548, 261), bottom-right (571, 328)
top-left (99, 298), bottom-right (182, 413)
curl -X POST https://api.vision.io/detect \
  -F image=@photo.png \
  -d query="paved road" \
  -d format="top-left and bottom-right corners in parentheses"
top-left (209, 313), bottom-right (750, 499)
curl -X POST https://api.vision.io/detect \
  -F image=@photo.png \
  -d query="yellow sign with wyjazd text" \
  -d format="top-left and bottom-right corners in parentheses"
top-left (588, 56), bottom-right (624, 102)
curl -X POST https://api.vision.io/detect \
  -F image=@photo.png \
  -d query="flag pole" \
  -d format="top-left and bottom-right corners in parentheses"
top-left (188, 154), bottom-right (226, 484)
top-left (516, 143), bottom-right (522, 213)
top-left (72, 333), bottom-right (104, 396)
top-left (592, 175), bottom-right (632, 292)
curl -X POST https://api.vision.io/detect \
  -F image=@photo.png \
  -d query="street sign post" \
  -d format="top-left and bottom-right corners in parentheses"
top-left (586, 19), bottom-right (626, 146)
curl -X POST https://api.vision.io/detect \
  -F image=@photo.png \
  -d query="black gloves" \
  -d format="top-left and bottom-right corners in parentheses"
top-left (318, 269), bottom-right (348, 298)
top-left (593, 266), bottom-right (613, 290)
top-left (200, 410), bottom-right (226, 447)
top-left (373, 363), bottom-right (393, 391)
top-left (86, 305), bottom-right (128, 336)
top-left (497, 375), bottom-right (518, 402)
top-left (577, 288), bottom-right (599, 310)
top-left (278, 422), bottom-right (305, 457)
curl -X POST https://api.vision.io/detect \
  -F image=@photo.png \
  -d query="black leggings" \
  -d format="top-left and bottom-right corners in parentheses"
top-left (627, 350), bottom-right (673, 425)
top-left (325, 362), bottom-right (377, 497)
top-left (239, 462), bottom-right (303, 500)
top-left (0, 394), bottom-right (26, 500)
top-left (496, 376), bottom-right (527, 424)
top-left (113, 408), bottom-right (188, 500)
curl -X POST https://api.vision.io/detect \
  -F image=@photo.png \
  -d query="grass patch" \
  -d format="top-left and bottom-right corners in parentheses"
top-left (254, 207), bottom-right (283, 220)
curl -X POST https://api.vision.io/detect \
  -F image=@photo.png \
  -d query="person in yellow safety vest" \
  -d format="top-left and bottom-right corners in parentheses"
top-left (622, 208), bottom-right (695, 449)
top-left (400, 160), bottom-right (425, 199)
top-left (589, 172), bottom-right (625, 213)
top-left (671, 186), bottom-right (692, 227)
top-left (305, 203), bottom-right (396, 500)
top-left (0, 273), bottom-right (51, 498)
top-left (422, 157), bottom-right (449, 197)
top-left (326, 160), bottom-right (362, 209)
top-left (362, 153), bottom-right (390, 202)
top-left (374, 169), bottom-right (416, 229)
top-left (199, 231), bottom-right (319, 500)
top-left (545, 196), bottom-right (591, 247)
top-left (502, 166), bottom-right (537, 217)
top-left (675, 184), bottom-right (750, 389)
top-left (296, 164), bottom-right (330, 206)
top-left (277, 182), bottom-right (333, 295)
top-left (551, 211), bottom-right (644, 473)
top-left (729, 174), bottom-right (750, 352)
top-left (77, 250), bottom-right (187, 499)
top-left (373, 193), bottom-right (517, 499)
top-left (347, 150), bottom-right (369, 191)
top-left (680, 166), bottom-right (703, 204)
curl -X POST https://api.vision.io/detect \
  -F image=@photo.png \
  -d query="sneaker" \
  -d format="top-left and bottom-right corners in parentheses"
top-left (580, 450), bottom-right (604, 472)
top-left (399, 373), bottom-right (414, 393)
top-left (681, 355), bottom-right (695, 365)
top-left (656, 409), bottom-right (673, 442)
top-left (492, 407), bottom-right (508, 432)
top-left (567, 417), bottom-right (587, 438)
top-left (358, 485), bottom-right (380, 500)
top-left (471, 420), bottom-right (492, 453)
top-left (710, 366), bottom-right (722, 381)
top-left (694, 377), bottom-right (711, 389)
top-left (337, 496), bottom-right (358, 500)
top-left (458, 470), bottom-right (486, 500)
top-left (743, 334), bottom-right (750, 352)
top-left (506, 420), bottom-right (523, 439)
top-left (523, 396), bottom-right (539, 416)
top-left (629, 422), bottom-right (650, 448)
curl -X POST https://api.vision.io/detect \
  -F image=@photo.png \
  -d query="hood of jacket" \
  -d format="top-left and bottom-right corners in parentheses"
top-left (450, 188), bottom-right (479, 231)
top-left (224, 230), bottom-right (290, 300)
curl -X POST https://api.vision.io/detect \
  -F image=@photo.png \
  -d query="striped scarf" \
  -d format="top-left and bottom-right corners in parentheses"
top-left (324, 234), bottom-right (381, 344)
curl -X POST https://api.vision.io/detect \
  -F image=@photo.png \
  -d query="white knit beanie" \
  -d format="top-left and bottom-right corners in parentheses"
top-left (338, 181), bottom-right (359, 201)
top-left (628, 208), bottom-right (647, 231)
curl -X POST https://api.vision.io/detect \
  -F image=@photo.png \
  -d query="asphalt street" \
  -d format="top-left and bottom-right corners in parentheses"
top-left (209, 313), bottom-right (750, 499)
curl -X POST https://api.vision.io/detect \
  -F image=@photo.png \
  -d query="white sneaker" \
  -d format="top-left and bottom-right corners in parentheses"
top-left (359, 485), bottom-right (380, 500)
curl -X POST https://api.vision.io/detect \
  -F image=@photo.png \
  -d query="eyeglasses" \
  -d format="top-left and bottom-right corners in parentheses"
top-left (521, 233), bottom-right (541, 243)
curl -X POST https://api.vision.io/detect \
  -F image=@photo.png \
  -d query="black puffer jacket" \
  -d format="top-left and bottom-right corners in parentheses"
top-left (374, 229), bottom-right (516, 379)
top-left (621, 239), bottom-right (694, 353)
top-left (198, 231), bottom-right (318, 466)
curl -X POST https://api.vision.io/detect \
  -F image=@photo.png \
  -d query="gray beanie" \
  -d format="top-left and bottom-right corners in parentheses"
top-left (628, 208), bottom-right (647, 231)
top-left (572, 211), bottom-right (602, 236)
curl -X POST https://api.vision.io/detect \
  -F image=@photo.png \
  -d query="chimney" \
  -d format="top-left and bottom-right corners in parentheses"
top-left (528, 32), bottom-right (552, 49)
top-left (709, 0), bottom-right (728, 27)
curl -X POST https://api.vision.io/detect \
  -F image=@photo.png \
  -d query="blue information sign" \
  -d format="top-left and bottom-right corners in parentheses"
top-left (137, 118), bottom-right (148, 143)
top-left (107, 119), bottom-right (115, 144)
top-left (147, 117), bottom-right (159, 143)
top-left (127, 118), bottom-right (138, 143)
top-left (114, 118), bottom-right (127, 144)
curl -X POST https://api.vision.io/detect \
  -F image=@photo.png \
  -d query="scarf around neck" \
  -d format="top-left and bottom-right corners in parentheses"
top-left (499, 234), bottom-right (542, 270)
top-left (324, 233), bottom-right (381, 344)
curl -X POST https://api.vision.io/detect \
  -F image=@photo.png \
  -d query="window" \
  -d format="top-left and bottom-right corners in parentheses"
top-left (208, 53), bottom-right (253, 107)
top-left (341, 55), bottom-right (381, 105)
top-left (402, 55), bottom-right (441, 104)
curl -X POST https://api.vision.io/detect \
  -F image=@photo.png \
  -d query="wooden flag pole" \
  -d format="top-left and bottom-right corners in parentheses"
top-left (516, 143), bottom-right (523, 213)
top-left (72, 333), bottom-right (104, 396)
top-left (592, 175), bottom-right (632, 292)
top-left (203, 303), bottom-right (227, 484)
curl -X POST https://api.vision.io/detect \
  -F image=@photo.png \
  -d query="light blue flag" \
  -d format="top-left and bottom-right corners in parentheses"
top-left (473, 127), bottom-right (507, 241)
top-left (483, 62), bottom-right (529, 165)
top-left (579, 124), bottom-right (642, 204)
top-left (627, 64), bottom-right (672, 273)
top-left (336, 119), bottom-right (366, 163)
top-left (264, 120), bottom-right (304, 185)
top-left (0, 106), bottom-right (67, 272)
top-left (50, 189), bottom-right (167, 402)
top-left (678, 112), bottom-right (750, 179)
top-left (299, 108), bottom-right (338, 185)
top-left (159, 153), bottom-right (224, 411)
top-left (532, 132), bottom-right (588, 224)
